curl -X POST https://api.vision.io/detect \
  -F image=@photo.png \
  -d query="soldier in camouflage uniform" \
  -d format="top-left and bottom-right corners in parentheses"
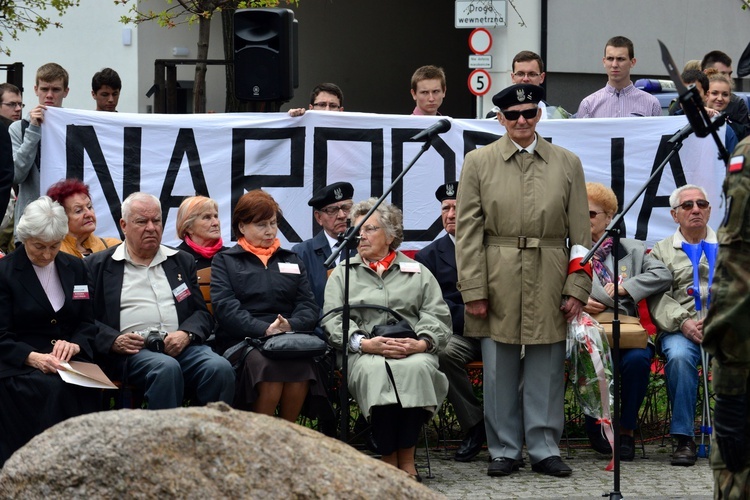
top-left (703, 135), bottom-right (750, 500)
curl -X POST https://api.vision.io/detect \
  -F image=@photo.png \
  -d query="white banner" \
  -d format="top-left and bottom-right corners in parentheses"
top-left (41, 108), bottom-right (726, 250)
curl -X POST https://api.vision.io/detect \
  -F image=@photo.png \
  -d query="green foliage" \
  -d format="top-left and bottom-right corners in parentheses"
top-left (115, 0), bottom-right (296, 28)
top-left (0, 0), bottom-right (81, 56)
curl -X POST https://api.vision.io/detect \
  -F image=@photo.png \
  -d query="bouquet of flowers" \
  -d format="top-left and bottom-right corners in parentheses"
top-left (567, 312), bottom-right (615, 469)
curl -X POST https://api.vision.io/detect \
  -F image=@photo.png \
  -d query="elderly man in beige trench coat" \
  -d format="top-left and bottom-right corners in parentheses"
top-left (456, 84), bottom-right (592, 478)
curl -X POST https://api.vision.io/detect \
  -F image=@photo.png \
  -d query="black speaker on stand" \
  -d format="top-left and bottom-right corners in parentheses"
top-left (233, 8), bottom-right (297, 103)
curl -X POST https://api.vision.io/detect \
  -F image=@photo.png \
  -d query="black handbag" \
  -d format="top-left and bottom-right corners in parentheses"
top-left (249, 332), bottom-right (329, 360)
top-left (371, 319), bottom-right (418, 340)
top-left (322, 304), bottom-right (418, 340)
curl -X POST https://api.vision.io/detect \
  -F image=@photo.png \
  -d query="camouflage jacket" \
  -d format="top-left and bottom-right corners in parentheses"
top-left (703, 136), bottom-right (750, 397)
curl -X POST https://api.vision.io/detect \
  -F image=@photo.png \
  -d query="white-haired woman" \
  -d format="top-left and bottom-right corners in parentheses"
top-left (321, 198), bottom-right (451, 481)
top-left (0, 197), bottom-right (100, 466)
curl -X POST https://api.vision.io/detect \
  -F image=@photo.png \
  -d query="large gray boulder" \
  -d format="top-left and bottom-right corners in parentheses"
top-left (0, 402), bottom-right (441, 499)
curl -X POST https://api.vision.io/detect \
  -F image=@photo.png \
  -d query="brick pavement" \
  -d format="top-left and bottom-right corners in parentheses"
top-left (418, 444), bottom-right (713, 499)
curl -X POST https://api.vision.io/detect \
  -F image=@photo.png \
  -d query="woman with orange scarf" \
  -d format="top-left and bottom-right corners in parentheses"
top-left (211, 190), bottom-right (327, 422)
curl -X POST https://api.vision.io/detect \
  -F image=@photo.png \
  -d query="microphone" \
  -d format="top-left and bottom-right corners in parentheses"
top-left (668, 121), bottom-right (694, 144)
top-left (410, 118), bottom-right (452, 141)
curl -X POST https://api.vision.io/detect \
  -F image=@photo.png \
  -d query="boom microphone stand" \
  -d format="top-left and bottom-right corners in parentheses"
top-left (584, 41), bottom-right (730, 499)
top-left (324, 118), bottom-right (452, 443)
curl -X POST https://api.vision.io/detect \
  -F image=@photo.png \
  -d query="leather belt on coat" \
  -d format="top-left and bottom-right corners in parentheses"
top-left (484, 235), bottom-right (567, 249)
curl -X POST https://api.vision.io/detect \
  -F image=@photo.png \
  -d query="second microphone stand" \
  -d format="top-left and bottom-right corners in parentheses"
top-left (583, 115), bottom-right (728, 500)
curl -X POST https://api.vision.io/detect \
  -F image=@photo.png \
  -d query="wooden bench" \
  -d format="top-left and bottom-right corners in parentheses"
top-left (197, 267), bottom-right (212, 314)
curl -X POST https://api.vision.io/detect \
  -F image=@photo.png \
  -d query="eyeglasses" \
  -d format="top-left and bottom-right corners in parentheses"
top-left (513, 72), bottom-right (541, 79)
top-left (359, 225), bottom-right (381, 236)
top-left (1, 102), bottom-right (24, 108)
top-left (501, 108), bottom-right (538, 121)
top-left (312, 102), bottom-right (341, 110)
top-left (673, 199), bottom-right (710, 211)
top-left (318, 203), bottom-right (353, 216)
top-left (589, 210), bottom-right (606, 219)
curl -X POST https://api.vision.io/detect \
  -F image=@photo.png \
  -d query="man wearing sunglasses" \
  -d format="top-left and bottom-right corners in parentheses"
top-left (647, 184), bottom-right (715, 466)
top-left (292, 181), bottom-right (355, 308)
top-left (456, 84), bottom-right (591, 478)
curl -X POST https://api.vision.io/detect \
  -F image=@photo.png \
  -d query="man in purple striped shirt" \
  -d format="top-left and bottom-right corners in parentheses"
top-left (576, 36), bottom-right (662, 119)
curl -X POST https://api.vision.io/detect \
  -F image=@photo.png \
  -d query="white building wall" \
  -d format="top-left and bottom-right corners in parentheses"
top-left (547, 0), bottom-right (749, 76)
top-left (1, 0), bottom-right (139, 112)
top-left (0, 0), bottom-right (227, 114)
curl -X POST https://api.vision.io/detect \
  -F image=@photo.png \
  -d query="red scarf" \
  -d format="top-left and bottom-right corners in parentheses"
top-left (184, 235), bottom-right (224, 260)
top-left (237, 237), bottom-right (281, 266)
top-left (366, 251), bottom-right (397, 276)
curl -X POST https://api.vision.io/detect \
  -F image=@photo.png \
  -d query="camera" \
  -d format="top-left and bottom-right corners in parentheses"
top-left (134, 327), bottom-right (168, 353)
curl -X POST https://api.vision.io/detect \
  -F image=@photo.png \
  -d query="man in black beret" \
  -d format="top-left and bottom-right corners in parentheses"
top-left (292, 181), bottom-right (355, 308)
top-left (415, 182), bottom-right (485, 462)
top-left (456, 83), bottom-right (592, 477)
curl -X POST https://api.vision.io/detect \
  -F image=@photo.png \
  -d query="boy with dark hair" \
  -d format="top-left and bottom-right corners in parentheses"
top-left (577, 36), bottom-right (661, 118)
top-left (91, 68), bottom-right (121, 112)
top-left (288, 83), bottom-right (344, 117)
top-left (0, 83), bottom-right (23, 124)
top-left (410, 65), bottom-right (446, 116)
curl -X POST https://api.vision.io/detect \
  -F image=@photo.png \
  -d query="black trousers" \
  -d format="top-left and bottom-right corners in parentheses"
top-left (370, 404), bottom-right (429, 456)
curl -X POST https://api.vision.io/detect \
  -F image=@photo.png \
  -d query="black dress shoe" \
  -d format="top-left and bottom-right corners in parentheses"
top-left (454, 422), bottom-right (486, 462)
top-left (531, 456), bottom-right (573, 477)
top-left (586, 422), bottom-right (612, 455)
top-left (487, 457), bottom-right (523, 477)
top-left (620, 435), bottom-right (635, 461)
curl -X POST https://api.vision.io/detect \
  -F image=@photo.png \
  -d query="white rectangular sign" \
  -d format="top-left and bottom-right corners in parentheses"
top-left (469, 55), bottom-right (493, 68)
top-left (41, 109), bottom-right (726, 250)
top-left (455, 0), bottom-right (507, 28)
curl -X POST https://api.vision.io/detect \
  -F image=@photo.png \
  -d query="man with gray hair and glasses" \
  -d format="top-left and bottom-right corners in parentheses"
top-left (648, 184), bottom-right (716, 467)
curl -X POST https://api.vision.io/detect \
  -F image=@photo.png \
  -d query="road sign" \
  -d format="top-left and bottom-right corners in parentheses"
top-left (468, 69), bottom-right (491, 96)
top-left (455, 0), bottom-right (507, 28)
top-left (469, 55), bottom-right (492, 69)
top-left (468, 28), bottom-right (492, 55)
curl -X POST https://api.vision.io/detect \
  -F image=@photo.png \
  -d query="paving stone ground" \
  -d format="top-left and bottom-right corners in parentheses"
top-left (417, 443), bottom-right (714, 499)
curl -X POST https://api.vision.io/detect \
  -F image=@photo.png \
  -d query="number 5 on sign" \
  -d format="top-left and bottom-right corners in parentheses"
top-left (468, 69), bottom-right (491, 96)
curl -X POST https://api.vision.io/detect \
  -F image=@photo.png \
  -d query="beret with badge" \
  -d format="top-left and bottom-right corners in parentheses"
top-left (491, 84), bottom-right (545, 110)
top-left (308, 181), bottom-right (354, 210)
top-left (435, 182), bottom-right (459, 202)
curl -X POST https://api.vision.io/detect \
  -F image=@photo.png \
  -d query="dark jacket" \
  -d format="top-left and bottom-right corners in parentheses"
top-left (292, 230), bottom-right (355, 310)
top-left (0, 122), bottom-right (13, 222)
top-left (0, 246), bottom-right (97, 379)
top-left (415, 234), bottom-right (464, 335)
top-left (85, 244), bottom-right (212, 370)
top-left (211, 244), bottom-right (319, 353)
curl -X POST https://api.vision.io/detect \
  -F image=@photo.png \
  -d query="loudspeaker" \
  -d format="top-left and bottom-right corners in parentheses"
top-left (5, 63), bottom-right (24, 93)
top-left (234, 8), bottom-right (296, 102)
